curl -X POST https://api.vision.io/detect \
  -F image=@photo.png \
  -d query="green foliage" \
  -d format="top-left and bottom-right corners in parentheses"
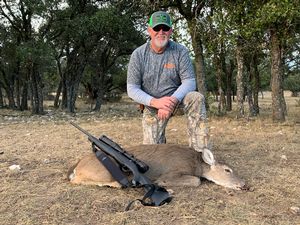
top-left (284, 73), bottom-right (300, 93)
top-left (109, 57), bottom-right (129, 92)
top-left (255, 0), bottom-right (299, 27)
top-left (90, 7), bottom-right (144, 52)
top-left (17, 40), bottom-right (54, 67)
top-left (51, 2), bottom-right (146, 108)
top-left (258, 56), bottom-right (272, 91)
top-left (205, 59), bottom-right (218, 92)
top-left (43, 71), bottom-right (60, 95)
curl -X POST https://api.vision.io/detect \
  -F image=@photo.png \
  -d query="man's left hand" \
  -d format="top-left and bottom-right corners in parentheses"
top-left (157, 108), bottom-right (172, 120)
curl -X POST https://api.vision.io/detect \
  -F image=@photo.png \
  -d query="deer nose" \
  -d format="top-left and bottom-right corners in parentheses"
top-left (233, 180), bottom-right (246, 190)
top-left (240, 184), bottom-right (250, 191)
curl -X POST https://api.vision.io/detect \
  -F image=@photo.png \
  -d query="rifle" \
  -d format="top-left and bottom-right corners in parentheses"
top-left (70, 122), bottom-right (172, 208)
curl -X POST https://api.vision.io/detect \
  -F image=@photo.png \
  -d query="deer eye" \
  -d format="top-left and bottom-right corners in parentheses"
top-left (225, 168), bottom-right (232, 173)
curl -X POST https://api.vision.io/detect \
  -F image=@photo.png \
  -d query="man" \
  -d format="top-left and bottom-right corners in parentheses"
top-left (127, 11), bottom-right (209, 152)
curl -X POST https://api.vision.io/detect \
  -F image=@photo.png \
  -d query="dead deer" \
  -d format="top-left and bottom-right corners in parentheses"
top-left (68, 144), bottom-right (246, 190)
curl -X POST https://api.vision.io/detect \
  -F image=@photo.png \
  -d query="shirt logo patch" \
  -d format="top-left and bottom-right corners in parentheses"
top-left (164, 63), bottom-right (175, 69)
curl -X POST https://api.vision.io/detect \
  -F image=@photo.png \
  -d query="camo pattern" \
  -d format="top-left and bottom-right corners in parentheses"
top-left (142, 91), bottom-right (209, 152)
top-left (142, 107), bottom-right (169, 144)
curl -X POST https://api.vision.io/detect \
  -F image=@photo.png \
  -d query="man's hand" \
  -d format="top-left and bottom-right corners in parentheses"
top-left (157, 108), bottom-right (172, 120)
top-left (150, 96), bottom-right (178, 110)
top-left (150, 96), bottom-right (178, 120)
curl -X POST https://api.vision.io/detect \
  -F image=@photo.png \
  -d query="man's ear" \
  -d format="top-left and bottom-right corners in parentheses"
top-left (147, 26), bottom-right (152, 35)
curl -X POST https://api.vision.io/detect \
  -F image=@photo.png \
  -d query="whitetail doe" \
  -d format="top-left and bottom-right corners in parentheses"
top-left (68, 144), bottom-right (246, 190)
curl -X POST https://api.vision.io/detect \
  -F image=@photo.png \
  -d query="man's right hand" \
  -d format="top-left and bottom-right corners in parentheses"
top-left (157, 108), bottom-right (172, 120)
top-left (150, 96), bottom-right (178, 111)
top-left (150, 96), bottom-right (178, 120)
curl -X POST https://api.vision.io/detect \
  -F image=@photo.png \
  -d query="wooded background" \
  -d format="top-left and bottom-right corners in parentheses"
top-left (0, 0), bottom-right (299, 122)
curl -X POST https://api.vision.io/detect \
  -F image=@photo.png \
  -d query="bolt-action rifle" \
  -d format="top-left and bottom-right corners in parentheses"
top-left (70, 122), bottom-right (172, 209)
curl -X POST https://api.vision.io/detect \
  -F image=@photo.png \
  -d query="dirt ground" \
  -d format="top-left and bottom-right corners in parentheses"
top-left (0, 93), bottom-right (299, 225)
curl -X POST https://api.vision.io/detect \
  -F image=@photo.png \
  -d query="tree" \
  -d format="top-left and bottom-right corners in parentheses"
top-left (85, 6), bottom-right (144, 111)
top-left (0, 26), bottom-right (18, 109)
top-left (203, 3), bottom-right (227, 114)
top-left (48, 1), bottom-right (144, 112)
top-left (254, 0), bottom-right (300, 121)
top-left (0, 0), bottom-right (58, 114)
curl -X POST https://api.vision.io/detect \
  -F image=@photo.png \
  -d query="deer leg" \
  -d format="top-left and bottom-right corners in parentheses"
top-left (71, 178), bottom-right (122, 188)
top-left (155, 173), bottom-right (201, 187)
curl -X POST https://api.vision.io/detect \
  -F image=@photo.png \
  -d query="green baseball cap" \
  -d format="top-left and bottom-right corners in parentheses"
top-left (149, 11), bottom-right (172, 28)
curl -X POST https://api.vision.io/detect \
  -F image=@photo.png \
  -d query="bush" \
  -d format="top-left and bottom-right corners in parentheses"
top-left (284, 74), bottom-right (300, 96)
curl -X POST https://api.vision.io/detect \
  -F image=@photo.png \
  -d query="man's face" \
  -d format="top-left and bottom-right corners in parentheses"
top-left (148, 24), bottom-right (172, 49)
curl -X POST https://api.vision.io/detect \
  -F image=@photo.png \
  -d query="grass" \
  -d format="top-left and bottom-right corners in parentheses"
top-left (0, 92), bottom-right (299, 225)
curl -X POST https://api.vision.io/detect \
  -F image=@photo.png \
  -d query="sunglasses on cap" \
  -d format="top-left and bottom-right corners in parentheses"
top-left (152, 25), bottom-right (171, 32)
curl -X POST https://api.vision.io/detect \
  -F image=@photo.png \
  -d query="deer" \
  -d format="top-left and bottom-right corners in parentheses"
top-left (68, 144), bottom-right (246, 190)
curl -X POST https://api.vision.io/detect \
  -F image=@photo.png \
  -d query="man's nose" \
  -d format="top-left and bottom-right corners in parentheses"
top-left (157, 29), bottom-right (164, 34)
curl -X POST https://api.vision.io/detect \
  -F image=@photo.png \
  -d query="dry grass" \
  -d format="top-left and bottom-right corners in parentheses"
top-left (0, 92), bottom-right (299, 225)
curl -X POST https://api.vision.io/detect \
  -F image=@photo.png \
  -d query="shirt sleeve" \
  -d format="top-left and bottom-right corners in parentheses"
top-left (127, 49), bottom-right (153, 106)
top-left (171, 46), bottom-right (196, 102)
top-left (171, 78), bottom-right (196, 102)
top-left (178, 47), bottom-right (196, 80)
top-left (127, 83), bottom-right (153, 106)
top-left (127, 50), bottom-right (141, 85)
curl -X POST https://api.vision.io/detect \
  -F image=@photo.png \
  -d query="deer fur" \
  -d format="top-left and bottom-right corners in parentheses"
top-left (68, 144), bottom-right (245, 190)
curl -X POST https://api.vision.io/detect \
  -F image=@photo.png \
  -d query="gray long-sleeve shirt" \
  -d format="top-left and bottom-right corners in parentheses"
top-left (127, 40), bottom-right (196, 106)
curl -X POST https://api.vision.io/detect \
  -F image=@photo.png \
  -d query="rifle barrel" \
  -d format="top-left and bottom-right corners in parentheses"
top-left (70, 122), bottom-right (93, 137)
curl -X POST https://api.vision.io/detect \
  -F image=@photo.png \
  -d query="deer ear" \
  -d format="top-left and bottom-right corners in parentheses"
top-left (202, 148), bottom-right (216, 165)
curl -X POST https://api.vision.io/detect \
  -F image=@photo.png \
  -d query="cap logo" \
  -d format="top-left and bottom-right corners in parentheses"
top-left (156, 15), bottom-right (167, 23)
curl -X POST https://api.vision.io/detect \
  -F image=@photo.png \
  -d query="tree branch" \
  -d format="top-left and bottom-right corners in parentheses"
top-left (0, 1), bottom-right (22, 32)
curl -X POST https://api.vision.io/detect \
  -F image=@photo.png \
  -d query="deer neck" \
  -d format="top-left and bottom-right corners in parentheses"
top-left (196, 154), bottom-right (212, 178)
top-left (200, 161), bottom-right (212, 178)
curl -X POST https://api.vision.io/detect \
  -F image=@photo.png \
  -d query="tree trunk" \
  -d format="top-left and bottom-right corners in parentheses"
top-left (213, 54), bottom-right (226, 114)
top-left (66, 81), bottom-right (78, 113)
top-left (61, 78), bottom-right (68, 109)
top-left (226, 59), bottom-right (234, 111)
top-left (93, 69), bottom-right (106, 111)
top-left (280, 80), bottom-right (287, 116)
top-left (16, 77), bottom-right (21, 109)
top-left (37, 72), bottom-right (44, 114)
top-left (94, 88), bottom-right (104, 111)
top-left (20, 82), bottom-right (28, 111)
top-left (187, 20), bottom-right (206, 96)
top-left (54, 57), bottom-right (64, 108)
top-left (236, 39), bottom-right (245, 118)
top-left (54, 80), bottom-right (62, 108)
top-left (252, 55), bottom-right (260, 115)
top-left (64, 51), bottom-right (86, 113)
top-left (270, 28), bottom-right (285, 122)
top-left (65, 70), bottom-right (82, 113)
top-left (0, 85), bottom-right (3, 108)
top-left (29, 63), bottom-right (44, 114)
top-left (220, 45), bottom-right (227, 114)
top-left (0, 70), bottom-right (16, 108)
top-left (246, 60), bottom-right (256, 117)
top-left (4, 86), bottom-right (15, 109)
top-left (14, 61), bottom-right (21, 110)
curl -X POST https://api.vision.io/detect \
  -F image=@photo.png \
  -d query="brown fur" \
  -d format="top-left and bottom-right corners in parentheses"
top-left (68, 144), bottom-right (245, 189)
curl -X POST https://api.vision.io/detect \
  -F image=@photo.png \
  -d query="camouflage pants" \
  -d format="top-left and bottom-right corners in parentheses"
top-left (142, 91), bottom-right (209, 152)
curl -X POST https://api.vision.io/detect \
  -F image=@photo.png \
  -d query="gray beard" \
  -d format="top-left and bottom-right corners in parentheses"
top-left (154, 38), bottom-right (168, 48)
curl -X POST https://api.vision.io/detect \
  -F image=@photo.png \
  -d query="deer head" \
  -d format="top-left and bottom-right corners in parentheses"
top-left (201, 148), bottom-right (246, 190)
